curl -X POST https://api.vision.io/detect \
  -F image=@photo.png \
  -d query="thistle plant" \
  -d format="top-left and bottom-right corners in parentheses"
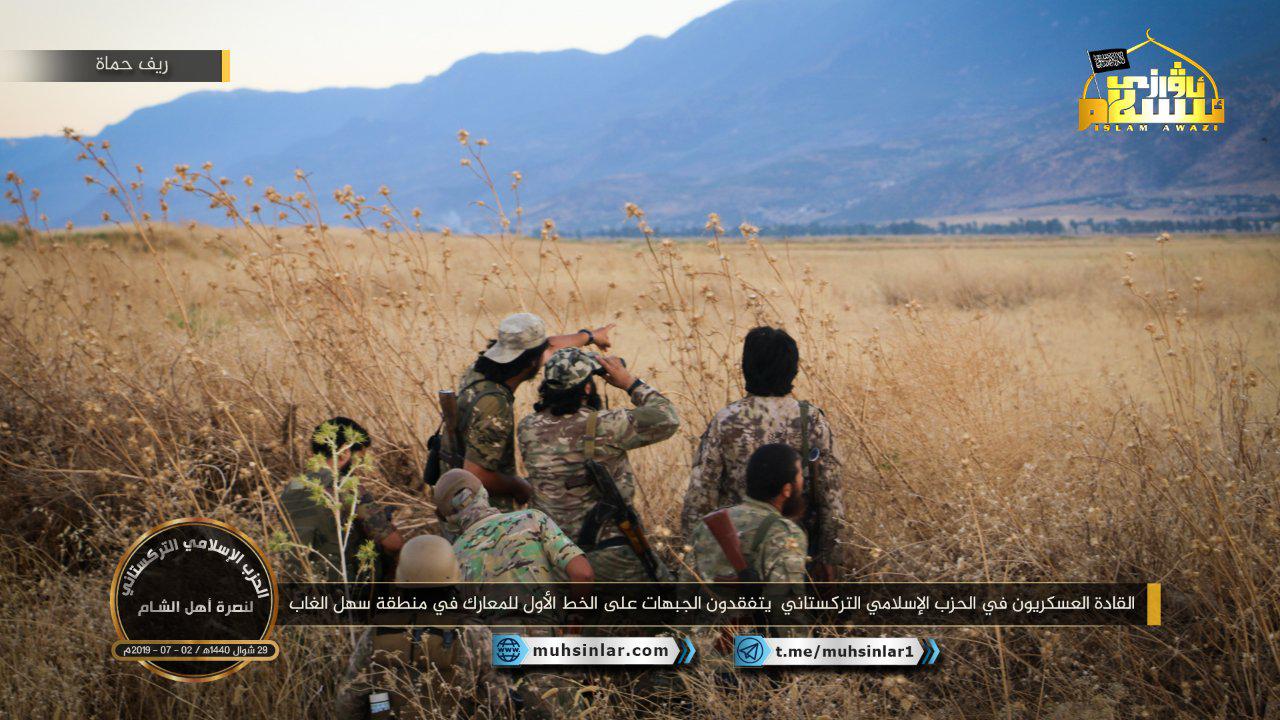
top-left (294, 420), bottom-right (376, 585)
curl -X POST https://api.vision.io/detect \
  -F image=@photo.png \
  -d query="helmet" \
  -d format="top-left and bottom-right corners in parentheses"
top-left (395, 535), bottom-right (460, 585)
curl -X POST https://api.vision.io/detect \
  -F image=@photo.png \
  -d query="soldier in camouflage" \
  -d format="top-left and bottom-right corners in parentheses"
top-left (435, 468), bottom-right (593, 586)
top-left (281, 417), bottom-right (404, 581)
top-left (343, 534), bottom-right (472, 720)
top-left (434, 469), bottom-right (593, 718)
top-left (680, 326), bottom-right (846, 577)
top-left (518, 347), bottom-right (679, 581)
top-left (689, 443), bottom-right (809, 597)
top-left (452, 313), bottom-right (617, 516)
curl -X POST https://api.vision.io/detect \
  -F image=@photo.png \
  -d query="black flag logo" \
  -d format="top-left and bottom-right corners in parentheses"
top-left (1088, 48), bottom-right (1130, 73)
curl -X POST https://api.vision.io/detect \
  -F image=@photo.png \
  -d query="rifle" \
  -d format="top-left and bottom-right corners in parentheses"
top-left (702, 509), bottom-right (765, 647)
top-left (701, 509), bottom-right (760, 583)
top-left (799, 401), bottom-right (824, 574)
top-left (580, 459), bottom-right (665, 582)
top-left (438, 390), bottom-right (460, 463)
top-left (423, 389), bottom-right (461, 488)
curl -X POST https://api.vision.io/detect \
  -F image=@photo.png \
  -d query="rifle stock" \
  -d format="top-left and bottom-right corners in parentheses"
top-left (438, 389), bottom-right (460, 464)
top-left (423, 389), bottom-right (462, 489)
top-left (702, 509), bottom-right (760, 583)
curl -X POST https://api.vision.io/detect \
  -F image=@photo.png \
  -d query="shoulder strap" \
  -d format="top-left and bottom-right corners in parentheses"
top-left (748, 512), bottom-right (785, 576)
top-left (457, 383), bottom-right (510, 442)
top-left (583, 410), bottom-right (599, 461)
top-left (798, 400), bottom-right (811, 465)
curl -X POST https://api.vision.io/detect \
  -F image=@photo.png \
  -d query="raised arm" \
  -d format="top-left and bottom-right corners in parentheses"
top-left (547, 323), bottom-right (617, 352)
top-left (596, 355), bottom-right (680, 452)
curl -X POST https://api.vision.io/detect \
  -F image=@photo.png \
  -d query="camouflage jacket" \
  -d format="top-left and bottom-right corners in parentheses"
top-left (455, 365), bottom-right (518, 511)
top-left (280, 469), bottom-right (395, 581)
top-left (518, 383), bottom-right (679, 545)
top-left (453, 508), bottom-right (584, 584)
top-left (690, 497), bottom-right (808, 595)
top-left (680, 394), bottom-right (845, 564)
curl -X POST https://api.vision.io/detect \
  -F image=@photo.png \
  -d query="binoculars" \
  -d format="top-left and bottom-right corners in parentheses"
top-left (593, 353), bottom-right (624, 376)
top-left (589, 354), bottom-right (625, 376)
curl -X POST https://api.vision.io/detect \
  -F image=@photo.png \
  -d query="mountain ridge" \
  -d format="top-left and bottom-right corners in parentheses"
top-left (4, 0), bottom-right (1278, 231)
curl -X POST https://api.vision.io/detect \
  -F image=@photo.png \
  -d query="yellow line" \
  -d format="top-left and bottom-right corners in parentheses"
top-left (221, 50), bottom-right (230, 83)
top-left (1147, 583), bottom-right (1161, 626)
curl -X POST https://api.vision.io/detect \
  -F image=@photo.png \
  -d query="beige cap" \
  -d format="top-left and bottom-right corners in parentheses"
top-left (482, 312), bottom-right (548, 363)
top-left (395, 535), bottom-right (460, 585)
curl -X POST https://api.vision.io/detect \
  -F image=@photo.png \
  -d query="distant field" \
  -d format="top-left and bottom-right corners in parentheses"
top-left (1, 163), bottom-right (1277, 718)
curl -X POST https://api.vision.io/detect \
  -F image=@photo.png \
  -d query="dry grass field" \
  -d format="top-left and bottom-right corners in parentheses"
top-left (1, 137), bottom-right (1278, 718)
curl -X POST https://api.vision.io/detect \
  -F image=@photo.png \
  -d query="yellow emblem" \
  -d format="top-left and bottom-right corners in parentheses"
top-left (1078, 29), bottom-right (1224, 131)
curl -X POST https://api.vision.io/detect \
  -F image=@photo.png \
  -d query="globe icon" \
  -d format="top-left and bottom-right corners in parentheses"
top-left (735, 637), bottom-right (764, 664)
top-left (494, 636), bottom-right (522, 663)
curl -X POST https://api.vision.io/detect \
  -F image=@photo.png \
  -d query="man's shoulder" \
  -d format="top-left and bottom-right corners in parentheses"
top-left (796, 398), bottom-right (829, 421)
top-left (732, 505), bottom-right (804, 555)
top-left (468, 390), bottom-right (513, 425)
top-left (494, 508), bottom-right (549, 530)
top-left (716, 395), bottom-right (802, 423)
top-left (732, 502), bottom-right (800, 534)
top-left (519, 410), bottom-right (586, 450)
top-left (706, 399), bottom-right (747, 430)
top-left (473, 387), bottom-right (512, 407)
top-left (516, 409), bottom-right (546, 434)
top-left (521, 408), bottom-right (584, 431)
top-left (729, 501), bottom-right (771, 523)
top-left (459, 368), bottom-right (510, 403)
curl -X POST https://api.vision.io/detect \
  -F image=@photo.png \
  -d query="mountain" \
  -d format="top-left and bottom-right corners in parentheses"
top-left (4, 0), bottom-right (1279, 232)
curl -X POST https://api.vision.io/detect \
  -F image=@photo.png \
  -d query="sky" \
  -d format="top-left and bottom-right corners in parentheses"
top-left (0, 0), bottom-right (731, 138)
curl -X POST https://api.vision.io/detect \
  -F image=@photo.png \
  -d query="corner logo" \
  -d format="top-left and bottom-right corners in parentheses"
top-left (1077, 29), bottom-right (1224, 133)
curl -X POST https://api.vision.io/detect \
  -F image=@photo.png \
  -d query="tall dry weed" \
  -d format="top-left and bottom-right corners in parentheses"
top-left (0, 133), bottom-right (1276, 718)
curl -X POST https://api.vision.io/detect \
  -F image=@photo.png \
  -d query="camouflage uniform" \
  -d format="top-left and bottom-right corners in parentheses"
top-left (518, 348), bottom-right (680, 581)
top-left (689, 497), bottom-right (808, 594)
top-left (454, 507), bottom-right (584, 584)
top-left (454, 366), bottom-right (519, 513)
top-left (448, 485), bottom-right (587, 718)
top-left (688, 498), bottom-right (810, 654)
top-left (280, 468), bottom-right (395, 581)
top-left (680, 395), bottom-right (846, 565)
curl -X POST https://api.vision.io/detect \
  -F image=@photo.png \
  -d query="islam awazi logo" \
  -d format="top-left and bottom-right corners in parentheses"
top-left (1078, 29), bottom-right (1224, 133)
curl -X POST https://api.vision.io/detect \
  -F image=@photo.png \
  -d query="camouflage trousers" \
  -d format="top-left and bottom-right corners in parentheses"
top-left (481, 624), bottom-right (588, 719)
top-left (586, 543), bottom-right (667, 583)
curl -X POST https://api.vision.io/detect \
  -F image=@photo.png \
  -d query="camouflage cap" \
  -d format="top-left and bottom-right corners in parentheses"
top-left (541, 347), bottom-right (602, 392)
top-left (482, 312), bottom-right (548, 364)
